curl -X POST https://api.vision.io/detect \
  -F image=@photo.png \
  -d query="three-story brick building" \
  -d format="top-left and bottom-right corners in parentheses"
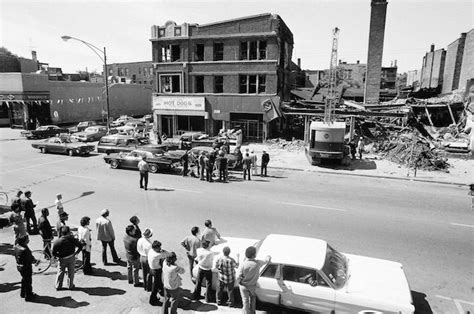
top-left (150, 13), bottom-right (293, 141)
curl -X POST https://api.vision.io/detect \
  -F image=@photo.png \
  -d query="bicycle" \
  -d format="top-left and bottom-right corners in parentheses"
top-left (31, 250), bottom-right (83, 274)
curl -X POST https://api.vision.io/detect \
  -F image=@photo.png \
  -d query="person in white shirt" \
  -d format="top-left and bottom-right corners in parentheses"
top-left (95, 209), bottom-right (120, 265)
top-left (137, 228), bottom-right (153, 292)
top-left (162, 252), bottom-right (185, 314)
top-left (138, 157), bottom-right (150, 190)
top-left (192, 241), bottom-right (215, 302)
top-left (180, 226), bottom-right (201, 279)
top-left (77, 216), bottom-right (92, 274)
top-left (250, 150), bottom-right (258, 175)
top-left (55, 194), bottom-right (64, 216)
top-left (201, 220), bottom-right (221, 247)
top-left (148, 241), bottom-right (170, 306)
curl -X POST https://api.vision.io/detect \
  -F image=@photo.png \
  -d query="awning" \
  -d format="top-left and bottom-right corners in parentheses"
top-left (153, 110), bottom-right (207, 117)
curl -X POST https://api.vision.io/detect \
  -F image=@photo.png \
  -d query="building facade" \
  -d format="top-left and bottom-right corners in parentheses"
top-left (106, 61), bottom-right (154, 86)
top-left (149, 13), bottom-right (294, 141)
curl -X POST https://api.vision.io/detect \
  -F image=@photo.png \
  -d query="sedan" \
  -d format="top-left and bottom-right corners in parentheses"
top-left (21, 125), bottom-right (70, 139)
top-left (103, 150), bottom-right (180, 173)
top-left (194, 234), bottom-right (414, 314)
top-left (32, 137), bottom-right (95, 156)
top-left (71, 126), bottom-right (107, 142)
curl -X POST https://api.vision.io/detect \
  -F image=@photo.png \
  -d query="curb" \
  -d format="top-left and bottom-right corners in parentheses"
top-left (266, 165), bottom-right (469, 187)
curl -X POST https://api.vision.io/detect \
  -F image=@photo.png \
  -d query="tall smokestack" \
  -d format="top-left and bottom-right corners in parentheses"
top-left (297, 58), bottom-right (301, 68)
top-left (364, 0), bottom-right (388, 104)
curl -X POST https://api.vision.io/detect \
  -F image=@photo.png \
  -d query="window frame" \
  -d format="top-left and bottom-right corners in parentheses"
top-left (159, 74), bottom-right (182, 93)
top-left (239, 74), bottom-right (266, 94)
top-left (240, 40), bottom-right (267, 60)
top-left (195, 43), bottom-right (205, 61)
top-left (213, 42), bottom-right (224, 61)
top-left (214, 76), bottom-right (224, 93)
top-left (195, 75), bottom-right (204, 93)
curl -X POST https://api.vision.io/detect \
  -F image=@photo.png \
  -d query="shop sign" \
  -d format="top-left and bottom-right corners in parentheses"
top-left (152, 96), bottom-right (205, 111)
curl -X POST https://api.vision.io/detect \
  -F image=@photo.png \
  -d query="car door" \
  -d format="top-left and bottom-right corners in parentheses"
top-left (121, 151), bottom-right (141, 169)
top-left (280, 265), bottom-right (335, 313)
top-left (47, 138), bottom-right (62, 153)
top-left (255, 263), bottom-right (282, 305)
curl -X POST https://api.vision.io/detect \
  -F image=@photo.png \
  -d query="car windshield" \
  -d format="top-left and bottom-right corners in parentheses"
top-left (78, 122), bottom-right (88, 127)
top-left (37, 126), bottom-right (48, 131)
top-left (85, 127), bottom-right (97, 132)
top-left (321, 245), bottom-right (348, 289)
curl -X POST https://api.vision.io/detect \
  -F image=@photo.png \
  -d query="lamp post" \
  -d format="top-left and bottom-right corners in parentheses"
top-left (61, 35), bottom-right (110, 132)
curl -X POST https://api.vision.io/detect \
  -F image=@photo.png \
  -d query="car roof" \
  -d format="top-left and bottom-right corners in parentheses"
top-left (256, 234), bottom-right (327, 270)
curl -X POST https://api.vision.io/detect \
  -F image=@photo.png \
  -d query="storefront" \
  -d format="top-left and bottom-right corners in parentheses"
top-left (0, 93), bottom-right (51, 129)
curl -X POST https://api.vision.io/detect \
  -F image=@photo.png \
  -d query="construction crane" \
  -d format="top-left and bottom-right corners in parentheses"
top-left (325, 27), bottom-right (340, 123)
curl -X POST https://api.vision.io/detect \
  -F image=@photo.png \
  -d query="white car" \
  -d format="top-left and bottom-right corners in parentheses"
top-left (116, 121), bottom-right (145, 135)
top-left (194, 234), bottom-right (414, 313)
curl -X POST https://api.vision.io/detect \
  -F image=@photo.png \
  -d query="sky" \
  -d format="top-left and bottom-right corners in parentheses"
top-left (0, 0), bottom-right (472, 74)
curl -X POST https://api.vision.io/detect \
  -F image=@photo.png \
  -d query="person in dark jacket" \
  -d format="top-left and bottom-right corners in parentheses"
top-left (349, 141), bottom-right (356, 160)
top-left (21, 191), bottom-right (38, 234)
top-left (52, 226), bottom-right (83, 290)
top-left (11, 190), bottom-right (23, 213)
top-left (242, 153), bottom-right (252, 180)
top-left (208, 150), bottom-right (217, 183)
top-left (123, 225), bottom-right (141, 286)
top-left (198, 152), bottom-right (206, 181)
top-left (261, 150), bottom-right (270, 177)
top-left (218, 152), bottom-right (228, 182)
top-left (37, 208), bottom-right (53, 258)
top-left (14, 235), bottom-right (37, 301)
top-left (181, 151), bottom-right (189, 177)
top-left (129, 216), bottom-right (142, 238)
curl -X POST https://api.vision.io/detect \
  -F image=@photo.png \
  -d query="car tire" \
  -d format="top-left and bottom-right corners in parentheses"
top-left (40, 147), bottom-right (47, 154)
top-left (67, 150), bottom-right (74, 156)
top-left (149, 164), bottom-right (158, 173)
top-left (110, 160), bottom-right (119, 169)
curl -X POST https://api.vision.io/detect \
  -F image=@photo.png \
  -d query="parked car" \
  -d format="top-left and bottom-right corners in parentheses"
top-left (70, 121), bottom-right (97, 133)
top-left (116, 121), bottom-right (146, 135)
top-left (140, 114), bottom-right (153, 123)
top-left (97, 134), bottom-right (183, 155)
top-left (188, 146), bottom-right (240, 170)
top-left (21, 125), bottom-right (70, 139)
top-left (104, 150), bottom-right (180, 173)
top-left (31, 136), bottom-right (95, 156)
top-left (110, 115), bottom-right (135, 127)
top-left (70, 126), bottom-right (107, 142)
top-left (193, 234), bottom-right (414, 314)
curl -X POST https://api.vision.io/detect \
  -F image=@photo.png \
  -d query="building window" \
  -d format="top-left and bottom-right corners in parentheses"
top-left (144, 67), bottom-right (148, 77)
top-left (138, 67), bottom-right (141, 74)
top-left (239, 75), bottom-right (266, 94)
top-left (195, 44), bottom-right (204, 61)
top-left (159, 29), bottom-right (165, 37)
top-left (132, 74), bottom-right (136, 83)
top-left (174, 27), bottom-right (181, 36)
top-left (125, 68), bottom-right (129, 76)
top-left (213, 43), bottom-right (224, 61)
top-left (160, 74), bottom-right (181, 93)
top-left (214, 76), bottom-right (223, 93)
top-left (195, 76), bottom-right (204, 93)
top-left (240, 40), bottom-right (267, 60)
top-left (149, 67), bottom-right (153, 76)
top-left (118, 68), bottom-right (123, 76)
top-left (161, 44), bottom-right (180, 62)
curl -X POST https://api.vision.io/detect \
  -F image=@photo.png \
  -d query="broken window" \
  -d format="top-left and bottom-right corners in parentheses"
top-left (240, 42), bottom-right (248, 60)
top-left (258, 75), bottom-right (266, 93)
top-left (195, 44), bottom-right (204, 61)
top-left (160, 75), bottom-right (181, 93)
top-left (161, 44), bottom-right (180, 62)
top-left (259, 41), bottom-right (267, 60)
top-left (195, 76), bottom-right (204, 93)
top-left (214, 43), bottom-right (224, 61)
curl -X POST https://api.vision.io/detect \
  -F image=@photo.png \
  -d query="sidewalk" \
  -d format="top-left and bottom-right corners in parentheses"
top-left (1, 127), bottom-right (472, 185)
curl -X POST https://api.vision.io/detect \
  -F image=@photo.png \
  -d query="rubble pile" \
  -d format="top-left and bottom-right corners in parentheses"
top-left (265, 138), bottom-right (305, 152)
top-left (379, 133), bottom-right (450, 171)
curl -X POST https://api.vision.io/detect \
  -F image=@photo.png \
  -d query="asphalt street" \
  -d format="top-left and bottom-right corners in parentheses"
top-left (0, 138), bottom-right (473, 313)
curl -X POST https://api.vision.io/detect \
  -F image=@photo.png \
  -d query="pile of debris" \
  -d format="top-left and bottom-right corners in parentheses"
top-left (265, 138), bottom-right (305, 152)
top-left (378, 132), bottom-right (450, 172)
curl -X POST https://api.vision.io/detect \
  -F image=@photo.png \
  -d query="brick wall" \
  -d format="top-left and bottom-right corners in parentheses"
top-left (459, 29), bottom-right (474, 91)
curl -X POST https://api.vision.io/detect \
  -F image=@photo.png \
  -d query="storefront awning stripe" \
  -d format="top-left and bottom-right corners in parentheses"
top-left (154, 110), bottom-right (207, 117)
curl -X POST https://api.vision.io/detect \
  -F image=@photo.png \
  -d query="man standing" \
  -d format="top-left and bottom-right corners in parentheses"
top-left (182, 151), bottom-right (189, 177)
top-left (96, 209), bottom-right (121, 265)
top-left (207, 151), bottom-right (215, 183)
top-left (180, 226), bottom-right (201, 279)
top-left (55, 193), bottom-right (64, 216)
top-left (198, 152), bottom-right (206, 181)
top-left (238, 247), bottom-right (271, 314)
top-left (78, 216), bottom-right (93, 274)
top-left (52, 226), bottom-right (83, 290)
top-left (216, 246), bottom-right (239, 307)
top-left (162, 252), bottom-right (185, 314)
top-left (37, 208), bottom-right (53, 258)
top-left (217, 151), bottom-right (228, 182)
top-left (261, 150), bottom-right (270, 177)
top-left (137, 228), bottom-right (153, 291)
top-left (357, 137), bottom-right (364, 159)
top-left (138, 156), bottom-right (150, 190)
top-left (14, 235), bottom-right (37, 301)
top-left (192, 241), bottom-right (215, 302)
top-left (250, 150), bottom-right (258, 176)
top-left (21, 191), bottom-right (38, 234)
top-left (148, 241), bottom-right (170, 306)
top-left (56, 211), bottom-right (69, 235)
top-left (124, 225), bottom-right (141, 287)
top-left (129, 216), bottom-right (142, 238)
top-left (201, 219), bottom-right (221, 247)
top-left (11, 190), bottom-right (23, 213)
top-left (242, 153), bottom-right (252, 181)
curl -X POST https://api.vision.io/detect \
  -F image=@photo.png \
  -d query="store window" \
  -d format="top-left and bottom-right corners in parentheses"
top-left (195, 76), bottom-right (204, 93)
top-left (240, 40), bottom-right (267, 60)
top-left (160, 74), bottom-right (181, 93)
top-left (213, 43), bottom-right (224, 61)
top-left (214, 76), bottom-right (223, 93)
top-left (195, 44), bottom-right (204, 61)
top-left (239, 75), bottom-right (266, 94)
top-left (161, 44), bottom-right (180, 62)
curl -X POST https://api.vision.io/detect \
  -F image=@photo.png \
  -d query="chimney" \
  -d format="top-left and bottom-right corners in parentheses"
top-left (430, 44), bottom-right (435, 52)
top-left (394, 59), bottom-right (397, 67)
top-left (297, 58), bottom-right (301, 69)
top-left (31, 51), bottom-right (37, 62)
top-left (357, 60), bottom-right (360, 64)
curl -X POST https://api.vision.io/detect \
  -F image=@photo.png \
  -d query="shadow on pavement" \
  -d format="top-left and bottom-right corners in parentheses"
top-left (88, 267), bottom-right (127, 281)
top-left (0, 243), bottom-right (14, 256)
top-left (147, 188), bottom-right (174, 192)
top-left (48, 191), bottom-right (95, 209)
top-left (0, 282), bottom-right (20, 293)
top-left (412, 290), bottom-right (433, 314)
top-left (317, 159), bottom-right (377, 171)
top-left (29, 295), bottom-right (89, 308)
top-left (75, 286), bottom-right (126, 296)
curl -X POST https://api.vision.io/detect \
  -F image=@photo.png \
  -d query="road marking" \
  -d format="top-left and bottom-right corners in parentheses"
top-left (66, 174), bottom-right (98, 180)
top-left (450, 222), bottom-right (474, 228)
top-left (436, 295), bottom-right (474, 313)
top-left (0, 158), bottom-right (71, 175)
top-left (280, 202), bottom-right (347, 212)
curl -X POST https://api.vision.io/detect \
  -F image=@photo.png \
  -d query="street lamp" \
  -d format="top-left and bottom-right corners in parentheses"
top-left (61, 35), bottom-right (111, 132)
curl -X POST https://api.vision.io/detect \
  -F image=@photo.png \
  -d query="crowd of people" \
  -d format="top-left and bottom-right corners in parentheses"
top-left (8, 193), bottom-right (271, 314)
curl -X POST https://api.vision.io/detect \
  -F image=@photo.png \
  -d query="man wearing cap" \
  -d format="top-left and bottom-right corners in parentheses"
top-left (148, 240), bottom-right (170, 305)
top-left (138, 156), bottom-right (150, 190)
top-left (14, 235), bottom-right (37, 301)
top-left (124, 225), bottom-right (141, 287)
top-left (56, 211), bottom-right (69, 237)
top-left (21, 191), bottom-right (38, 234)
top-left (52, 226), bottom-right (83, 290)
top-left (96, 209), bottom-right (120, 265)
top-left (138, 228), bottom-right (153, 291)
top-left (38, 208), bottom-right (53, 258)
